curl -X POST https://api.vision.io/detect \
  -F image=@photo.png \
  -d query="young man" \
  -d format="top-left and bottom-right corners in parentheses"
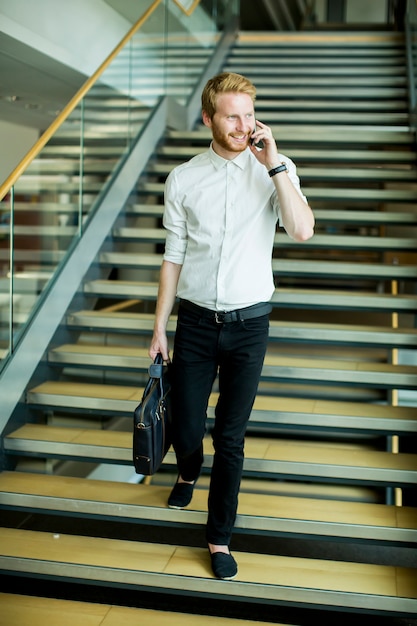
top-left (149, 72), bottom-right (314, 580)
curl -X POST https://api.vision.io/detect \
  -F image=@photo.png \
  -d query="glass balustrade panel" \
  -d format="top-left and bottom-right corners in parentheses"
top-left (0, 0), bottom-right (239, 369)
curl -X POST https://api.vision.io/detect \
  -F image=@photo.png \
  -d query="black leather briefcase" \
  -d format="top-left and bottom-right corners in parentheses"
top-left (133, 354), bottom-right (172, 475)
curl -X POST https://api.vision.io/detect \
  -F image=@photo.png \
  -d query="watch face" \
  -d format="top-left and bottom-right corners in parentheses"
top-left (269, 164), bottom-right (287, 177)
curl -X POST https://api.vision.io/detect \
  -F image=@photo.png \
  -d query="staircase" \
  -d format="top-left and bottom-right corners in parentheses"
top-left (1, 31), bottom-right (417, 625)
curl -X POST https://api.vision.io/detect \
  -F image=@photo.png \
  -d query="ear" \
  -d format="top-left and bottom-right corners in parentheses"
top-left (202, 110), bottom-right (212, 128)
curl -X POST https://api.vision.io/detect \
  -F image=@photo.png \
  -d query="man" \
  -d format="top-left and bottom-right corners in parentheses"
top-left (149, 72), bottom-right (314, 580)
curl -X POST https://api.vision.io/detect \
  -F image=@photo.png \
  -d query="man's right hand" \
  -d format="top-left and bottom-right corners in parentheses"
top-left (149, 333), bottom-right (170, 362)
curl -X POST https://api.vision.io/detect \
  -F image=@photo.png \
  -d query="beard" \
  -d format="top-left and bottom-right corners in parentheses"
top-left (211, 124), bottom-right (250, 154)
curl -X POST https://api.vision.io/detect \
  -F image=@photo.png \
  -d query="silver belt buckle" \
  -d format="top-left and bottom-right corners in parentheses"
top-left (215, 312), bottom-right (224, 324)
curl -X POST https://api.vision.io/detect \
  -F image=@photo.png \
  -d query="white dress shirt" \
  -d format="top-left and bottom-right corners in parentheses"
top-left (163, 144), bottom-right (306, 311)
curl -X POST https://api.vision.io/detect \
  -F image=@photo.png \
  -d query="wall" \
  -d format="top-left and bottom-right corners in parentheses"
top-left (0, 121), bottom-right (39, 183)
top-left (346, 0), bottom-right (388, 23)
top-left (313, 0), bottom-right (388, 23)
top-left (0, 0), bottom-right (133, 77)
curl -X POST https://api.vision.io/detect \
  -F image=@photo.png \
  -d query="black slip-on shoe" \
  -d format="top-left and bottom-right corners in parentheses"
top-left (210, 551), bottom-right (238, 580)
top-left (167, 480), bottom-right (194, 509)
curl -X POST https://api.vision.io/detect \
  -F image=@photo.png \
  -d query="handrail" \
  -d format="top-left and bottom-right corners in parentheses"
top-left (0, 0), bottom-right (163, 203)
top-left (173, 0), bottom-right (201, 16)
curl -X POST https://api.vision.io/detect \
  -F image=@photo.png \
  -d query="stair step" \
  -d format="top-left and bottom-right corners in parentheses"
top-left (233, 48), bottom-right (406, 59)
top-left (67, 311), bottom-right (417, 349)
top-left (235, 43), bottom-right (404, 52)
top-left (0, 592), bottom-right (281, 626)
top-left (137, 181), bottom-right (417, 204)
top-left (122, 259), bottom-right (416, 281)
top-left (167, 127), bottom-right (414, 146)
top-left (0, 225), bottom-right (78, 238)
top-left (311, 209), bottom-right (417, 225)
top-left (227, 77), bottom-right (408, 89)
top-left (46, 343), bottom-right (417, 389)
top-left (129, 202), bottom-right (417, 225)
top-left (0, 248), bottom-right (65, 265)
top-left (236, 31), bottom-right (404, 47)
top-left (11, 201), bottom-right (86, 213)
top-left (82, 280), bottom-right (417, 313)
top-left (26, 380), bottom-right (417, 434)
top-left (158, 146), bottom-right (417, 164)
top-left (204, 111), bottom-right (411, 124)
top-left (15, 179), bottom-right (103, 194)
top-left (100, 251), bottom-right (417, 281)
top-left (1, 472), bottom-right (416, 544)
top-left (224, 61), bottom-right (406, 74)
top-left (0, 528), bottom-right (415, 615)
top-left (225, 62), bottom-right (406, 74)
top-left (149, 163), bottom-right (417, 182)
top-left (4, 426), bottom-right (417, 486)
top-left (29, 158), bottom-right (119, 175)
top-left (235, 50), bottom-right (405, 61)
top-left (252, 99), bottom-right (408, 112)
top-left (111, 229), bottom-right (417, 253)
top-left (306, 187), bottom-right (417, 204)
top-left (41, 145), bottom-right (129, 157)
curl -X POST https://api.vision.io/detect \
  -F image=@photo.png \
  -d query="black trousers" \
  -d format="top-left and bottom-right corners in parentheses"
top-left (171, 301), bottom-right (270, 545)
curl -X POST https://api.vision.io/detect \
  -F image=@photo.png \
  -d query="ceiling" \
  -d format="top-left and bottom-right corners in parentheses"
top-left (0, 0), bottom-right (306, 132)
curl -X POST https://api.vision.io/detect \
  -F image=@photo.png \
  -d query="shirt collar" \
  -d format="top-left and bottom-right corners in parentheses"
top-left (208, 143), bottom-right (250, 171)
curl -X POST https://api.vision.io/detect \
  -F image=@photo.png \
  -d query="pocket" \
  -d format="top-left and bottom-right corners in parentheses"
top-left (177, 306), bottom-right (200, 327)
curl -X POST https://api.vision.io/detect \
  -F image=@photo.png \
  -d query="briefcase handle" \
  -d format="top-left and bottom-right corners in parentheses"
top-left (148, 352), bottom-right (165, 379)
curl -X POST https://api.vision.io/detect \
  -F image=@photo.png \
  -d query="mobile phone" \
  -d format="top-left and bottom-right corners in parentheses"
top-left (251, 129), bottom-right (264, 149)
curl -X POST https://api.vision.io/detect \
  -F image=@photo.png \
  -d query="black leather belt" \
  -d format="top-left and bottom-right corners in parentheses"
top-left (179, 299), bottom-right (272, 324)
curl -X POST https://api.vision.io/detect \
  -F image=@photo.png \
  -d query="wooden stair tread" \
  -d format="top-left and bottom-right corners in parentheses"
top-left (1, 472), bottom-right (416, 543)
top-left (138, 181), bottom-right (417, 203)
top-left (5, 426), bottom-right (417, 484)
top-left (311, 209), bottom-right (417, 225)
top-left (178, 113), bottom-right (411, 125)
top-left (111, 229), bottom-right (417, 252)
top-left (47, 343), bottom-right (417, 388)
top-left (82, 281), bottom-right (417, 312)
top-left (26, 380), bottom-right (417, 433)
top-left (129, 203), bottom-right (417, 225)
top-left (217, 76), bottom-right (407, 86)
top-left (100, 251), bottom-right (417, 280)
top-left (0, 593), bottom-right (281, 626)
top-left (225, 62), bottom-right (407, 74)
top-left (237, 31), bottom-right (404, 44)
top-left (67, 311), bottom-right (417, 348)
top-left (157, 146), bottom-right (417, 163)
top-left (167, 127), bottom-right (414, 145)
top-left (0, 528), bottom-right (416, 614)
top-left (150, 163), bottom-right (417, 182)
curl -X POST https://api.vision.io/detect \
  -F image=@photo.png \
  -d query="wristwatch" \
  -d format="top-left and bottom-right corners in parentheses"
top-left (268, 164), bottom-right (287, 177)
